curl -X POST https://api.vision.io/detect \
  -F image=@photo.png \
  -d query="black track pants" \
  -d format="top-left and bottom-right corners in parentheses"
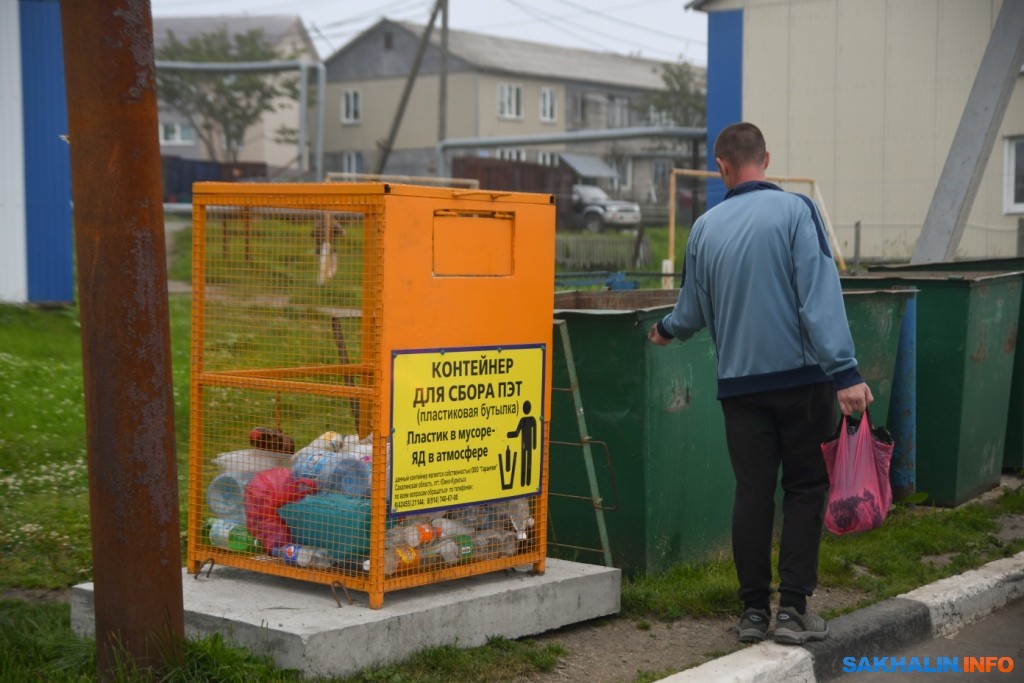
top-left (721, 382), bottom-right (835, 607)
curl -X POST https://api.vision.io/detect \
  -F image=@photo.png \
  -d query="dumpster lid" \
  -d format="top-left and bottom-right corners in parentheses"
top-left (843, 271), bottom-right (1024, 284)
top-left (555, 289), bottom-right (678, 314)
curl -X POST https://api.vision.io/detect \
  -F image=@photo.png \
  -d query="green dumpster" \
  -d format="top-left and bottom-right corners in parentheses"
top-left (870, 259), bottom-right (1024, 470)
top-left (549, 289), bottom-right (731, 576)
top-left (548, 287), bottom-right (906, 575)
top-left (843, 272), bottom-right (1023, 507)
top-left (841, 290), bottom-right (913, 424)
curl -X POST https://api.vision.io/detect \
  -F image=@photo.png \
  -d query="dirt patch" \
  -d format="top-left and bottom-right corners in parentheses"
top-left (516, 587), bottom-right (870, 683)
top-left (996, 513), bottom-right (1024, 545)
top-left (1, 587), bottom-right (70, 603)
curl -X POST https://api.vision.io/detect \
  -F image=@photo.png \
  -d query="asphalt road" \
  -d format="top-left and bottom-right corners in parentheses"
top-left (835, 597), bottom-right (1024, 682)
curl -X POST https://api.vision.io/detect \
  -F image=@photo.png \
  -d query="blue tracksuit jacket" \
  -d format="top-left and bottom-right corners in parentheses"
top-left (657, 181), bottom-right (863, 399)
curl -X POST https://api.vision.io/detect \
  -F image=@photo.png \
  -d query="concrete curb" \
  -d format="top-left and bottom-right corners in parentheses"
top-left (654, 550), bottom-right (1024, 683)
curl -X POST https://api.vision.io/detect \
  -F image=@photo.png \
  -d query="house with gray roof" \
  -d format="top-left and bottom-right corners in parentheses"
top-left (323, 18), bottom-right (699, 208)
top-left (152, 14), bottom-right (317, 175)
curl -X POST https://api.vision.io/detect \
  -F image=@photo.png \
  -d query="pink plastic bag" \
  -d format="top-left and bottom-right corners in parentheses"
top-left (821, 411), bottom-right (894, 535)
top-left (244, 467), bottom-right (316, 552)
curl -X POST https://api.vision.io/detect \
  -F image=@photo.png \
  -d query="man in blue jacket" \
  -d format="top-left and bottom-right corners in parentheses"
top-left (649, 122), bottom-right (872, 645)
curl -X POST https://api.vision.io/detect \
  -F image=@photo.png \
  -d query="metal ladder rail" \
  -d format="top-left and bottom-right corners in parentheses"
top-left (548, 319), bottom-right (615, 567)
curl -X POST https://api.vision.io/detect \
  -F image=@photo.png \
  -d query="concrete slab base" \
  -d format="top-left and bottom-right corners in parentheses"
top-left (71, 559), bottom-right (620, 678)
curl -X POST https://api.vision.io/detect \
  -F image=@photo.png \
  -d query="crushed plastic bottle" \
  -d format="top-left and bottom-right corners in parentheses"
top-left (363, 546), bottom-right (420, 575)
top-left (385, 522), bottom-right (441, 549)
top-left (208, 518), bottom-right (260, 553)
top-left (506, 498), bottom-right (535, 540)
top-left (471, 530), bottom-right (518, 560)
top-left (430, 517), bottom-right (472, 539)
top-left (431, 534), bottom-right (474, 565)
top-left (271, 543), bottom-right (333, 569)
top-left (448, 503), bottom-right (500, 531)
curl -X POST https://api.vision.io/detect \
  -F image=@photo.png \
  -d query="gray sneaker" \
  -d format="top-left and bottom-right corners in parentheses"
top-left (773, 605), bottom-right (829, 644)
top-left (737, 607), bottom-right (770, 643)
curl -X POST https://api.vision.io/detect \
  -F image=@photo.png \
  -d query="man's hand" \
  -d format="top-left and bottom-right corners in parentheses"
top-left (837, 382), bottom-right (873, 416)
top-left (649, 322), bottom-right (671, 346)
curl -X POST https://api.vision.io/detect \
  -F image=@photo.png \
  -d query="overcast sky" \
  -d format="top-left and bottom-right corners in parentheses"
top-left (148, 0), bottom-right (708, 65)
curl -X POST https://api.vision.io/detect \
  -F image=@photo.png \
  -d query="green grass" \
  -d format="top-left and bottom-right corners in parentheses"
top-left (0, 600), bottom-right (562, 683)
top-left (619, 487), bottom-right (1024, 621)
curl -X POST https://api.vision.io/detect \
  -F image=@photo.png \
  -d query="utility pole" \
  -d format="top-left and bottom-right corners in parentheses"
top-left (375, 0), bottom-right (444, 174)
top-left (60, 0), bottom-right (185, 676)
top-left (438, 0), bottom-right (449, 161)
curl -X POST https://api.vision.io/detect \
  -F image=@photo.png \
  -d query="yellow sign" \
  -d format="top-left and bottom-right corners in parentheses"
top-left (390, 345), bottom-right (545, 514)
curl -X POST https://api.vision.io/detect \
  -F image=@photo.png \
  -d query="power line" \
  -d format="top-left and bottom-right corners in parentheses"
top-left (468, 0), bottom-right (672, 31)
top-left (502, 0), bottom-right (683, 59)
top-left (499, 0), bottom-right (618, 53)
top-left (313, 5), bottom-right (433, 44)
top-left (548, 0), bottom-right (706, 48)
top-left (318, 0), bottom-right (427, 29)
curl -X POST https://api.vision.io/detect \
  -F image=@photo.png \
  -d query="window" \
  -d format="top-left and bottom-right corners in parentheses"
top-left (497, 148), bottom-right (526, 162)
top-left (384, 32), bottom-right (393, 50)
top-left (1006, 137), bottom-right (1024, 214)
top-left (540, 87), bottom-right (557, 123)
top-left (652, 159), bottom-right (672, 188)
top-left (498, 83), bottom-right (523, 120)
top-left (341, 151), bottom-right (364, 174)
top-left (648, 105), bottom-right (674, 127)
top-left (537, 151), bottom-right (558, 167)
top-left (608, 95), bottom-right (630, 128)
top-left (610, 158), bottom-right (632, 191)
top-left (159, 122), bottom-right (196, 145)
top-left (342, 89), bottom-right (361, 124)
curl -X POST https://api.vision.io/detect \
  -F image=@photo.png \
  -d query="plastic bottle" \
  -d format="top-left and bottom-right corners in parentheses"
top-left (430, 517), bottom-right (472, 539)
top-left (385, 522), bottom-right (441, 549)
top-left (431, 534), bottom-right (474, 565)
top-left (208, 518), bottom-right (260, 553)
top-left (506, 499), bottom-right (535, 540)
top-left (448, 503), bottom-right (500, 531)
top-left (207, 471), bottom-right (254, 521)
top-left (362, 546), bottom-right (420, 575)
top-left (271, 543), bottom-right (333, 569)
top-left (472, 530), bottom-right (518, 560)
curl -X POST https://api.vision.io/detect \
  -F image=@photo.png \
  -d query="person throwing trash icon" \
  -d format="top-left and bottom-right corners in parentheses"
top-left (507, 401), bottom-right (537, 488)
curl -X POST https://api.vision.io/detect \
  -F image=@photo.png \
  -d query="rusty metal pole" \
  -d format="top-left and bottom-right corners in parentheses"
top-left (59, 0), bottom-right (185, 676)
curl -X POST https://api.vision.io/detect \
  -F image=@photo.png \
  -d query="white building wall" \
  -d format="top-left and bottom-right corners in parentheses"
top-left (0, 0), bottom-right (28, 302)
top-left (737, 0), bottom-right (1020, 260)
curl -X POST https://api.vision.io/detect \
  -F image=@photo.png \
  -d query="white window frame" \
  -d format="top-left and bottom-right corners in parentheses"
top-left (341, 151), bottom-right (363, 174)
top-left (342, 89), bottom-right (361, 124)
top-left (648, 105), bottom-right (674, 127)
top-left (608, 95), bottom-right (630, 128)
top-left (1005, 137), bottom-right (1024, 214)
top-left (540, 87), bottom-right (557, 123)
top-left (611, 158), bottom-right (633, 191)
top-left (537, 151), bottom-right (558, 167)
top-left (498, 83), bottom-right (523, 120)
top-left (159, 122), bottom-right (195, 146)
top-left (497, 148), bottom-right (526, 162)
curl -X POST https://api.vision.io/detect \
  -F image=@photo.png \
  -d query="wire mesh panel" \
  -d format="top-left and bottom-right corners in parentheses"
top-left (187, 183), bottom-right (555, 608)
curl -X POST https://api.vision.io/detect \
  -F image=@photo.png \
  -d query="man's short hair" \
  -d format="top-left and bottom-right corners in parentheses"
top-left (714, 122), bottom-right (767, 168)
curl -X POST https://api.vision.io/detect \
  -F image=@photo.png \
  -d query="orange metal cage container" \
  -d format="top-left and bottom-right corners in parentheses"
top-left (186, 182), bottom-right (555, 608)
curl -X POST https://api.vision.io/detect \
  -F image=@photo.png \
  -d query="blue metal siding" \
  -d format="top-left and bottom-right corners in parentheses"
top-left (705, 9), bottom-right (743, 209)
top-left (21, 0), bottom-right (73, 304)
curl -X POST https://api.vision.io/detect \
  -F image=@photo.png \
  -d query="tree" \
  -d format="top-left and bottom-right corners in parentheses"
top-left (155, 28), bottom-right (297, 164)
top-left (644, 60), bottom-right (706, 128)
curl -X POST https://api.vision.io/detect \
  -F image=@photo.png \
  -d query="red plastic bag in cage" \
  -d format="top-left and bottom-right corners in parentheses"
top-left (244, 467), bottom-right (316, 552)
top-left (821, 411), bottom-right (894, 536)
